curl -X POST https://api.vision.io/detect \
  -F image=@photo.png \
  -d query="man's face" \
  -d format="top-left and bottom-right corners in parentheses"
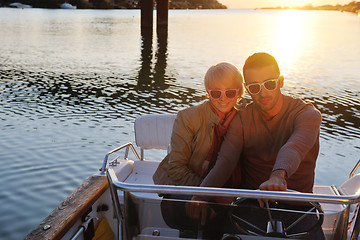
top-left (244, 65), bottom-right (284, 114)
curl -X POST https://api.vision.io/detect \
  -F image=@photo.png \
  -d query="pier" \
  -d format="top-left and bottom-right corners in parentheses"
top-left (141, 0), bottom-right (169, 29)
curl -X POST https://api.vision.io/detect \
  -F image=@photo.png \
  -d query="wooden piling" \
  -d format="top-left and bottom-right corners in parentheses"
top-left (156, 0), bottom-right (169, 28)
top-left (141, 0), bottom-right (153, 29)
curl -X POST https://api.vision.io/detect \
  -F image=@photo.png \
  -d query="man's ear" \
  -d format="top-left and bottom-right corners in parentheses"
top-left (279, 75), bottom-right (284, 88)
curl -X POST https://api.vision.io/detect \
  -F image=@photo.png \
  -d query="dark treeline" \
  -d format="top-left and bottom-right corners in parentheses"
top-left (169, 0), bottom-right (226, 9)
top-left (1, 0), bottom-right (92, 8)
top-left (263, 1), bottom-right (360, 14)
top-left (0, 0), bottom-right (226, 9)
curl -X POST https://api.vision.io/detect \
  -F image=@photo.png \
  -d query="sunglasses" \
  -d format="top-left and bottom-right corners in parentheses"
top-left (245, 77), bottom-right (280, 95)
top-left (207, 89), bottom-right (239, 99)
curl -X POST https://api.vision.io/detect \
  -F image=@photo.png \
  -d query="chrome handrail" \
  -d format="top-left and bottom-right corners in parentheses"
top-left (100, 143), bottom-right (140, 175)
top-left (350, 159), bottom-right (360, 178)
top-left (107, 168), bottom-right (360, 205)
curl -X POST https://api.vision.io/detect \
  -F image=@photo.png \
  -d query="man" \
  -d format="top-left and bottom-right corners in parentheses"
top-left (190, 52), bottom-right (324, 239)
top-left (201, 52), bottom-right (321, 193)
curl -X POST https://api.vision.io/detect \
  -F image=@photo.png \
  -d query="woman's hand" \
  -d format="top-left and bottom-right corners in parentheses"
top-left (185, 196), bottom-right (216, 226)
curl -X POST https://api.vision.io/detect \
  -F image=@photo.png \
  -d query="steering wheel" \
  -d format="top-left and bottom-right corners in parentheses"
top-left (229, 190), bottom-right (324, 238)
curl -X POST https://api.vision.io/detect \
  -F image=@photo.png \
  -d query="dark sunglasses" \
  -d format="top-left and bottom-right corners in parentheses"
top-left (207, 89), bottom-right (239, 99)
top-left (245, 77), bottom-right (280, 95)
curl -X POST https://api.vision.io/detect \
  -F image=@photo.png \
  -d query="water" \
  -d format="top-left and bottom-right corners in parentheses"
top-left (0, 8), bottom-right (359, 239)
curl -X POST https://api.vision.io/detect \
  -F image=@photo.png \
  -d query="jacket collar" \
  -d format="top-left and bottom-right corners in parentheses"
top-left (204, 100), bottom-right (222, 125)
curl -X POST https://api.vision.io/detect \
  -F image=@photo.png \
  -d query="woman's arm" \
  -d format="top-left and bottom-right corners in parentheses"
top-left (167, 110), bottom-right (203, 186)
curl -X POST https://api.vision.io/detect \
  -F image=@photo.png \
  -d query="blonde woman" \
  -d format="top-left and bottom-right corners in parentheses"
top-left (153, 62), bottom-right (244, 237)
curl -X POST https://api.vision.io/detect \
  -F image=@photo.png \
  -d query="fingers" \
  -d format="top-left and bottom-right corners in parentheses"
top-left (201, 204), bottom-right (207, 226)
top-left (185, 198), bottom-right (216, 226)
top-left (209, 207), bottom-right (216, 220)
top-left (185, 201), bottom-right (201, 219)
top-left (258, 199), bottom-right (266, 208)
top-left (260, 183), bottom-right (286, 191)
top-left (259, 178), bottom-right (287, 191)
top-left (214, 196), bottom-right (235, 204)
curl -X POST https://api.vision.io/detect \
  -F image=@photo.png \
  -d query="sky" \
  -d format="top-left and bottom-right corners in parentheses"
top-left (218, 0), bottom-right (353, 9)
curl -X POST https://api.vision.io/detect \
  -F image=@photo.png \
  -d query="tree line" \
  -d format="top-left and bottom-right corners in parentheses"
top-left (0, 0), bottom-right (226, 9)
top-left (263, 1), bottom-right (360, 14)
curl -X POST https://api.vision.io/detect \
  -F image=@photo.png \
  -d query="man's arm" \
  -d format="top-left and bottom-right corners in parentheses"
top-left (200, 113), bottom-right (244, 188)
top-left (262, 104), bottom-right (322, 191)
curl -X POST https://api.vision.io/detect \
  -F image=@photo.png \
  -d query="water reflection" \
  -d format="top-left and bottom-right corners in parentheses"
top-left (154, 27), bottom-right (169, 88)
top-left (138, 26), bottom-right (170, 90)
top-left (1, 9), bottom-right (359, 240)
top-left (138, 27), bottom-right (153, 87)
top-left (1, 66), bottom-right (358, 140)
top-left (275, 10), bottom-right (306, 66)
top-left (0, 26), bottom-right (205, 127)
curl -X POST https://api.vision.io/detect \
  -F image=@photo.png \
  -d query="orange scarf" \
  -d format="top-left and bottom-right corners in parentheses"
top-left (200, 103), bottom-right (237, 177)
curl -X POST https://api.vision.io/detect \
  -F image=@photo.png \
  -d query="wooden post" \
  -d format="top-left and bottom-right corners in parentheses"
top-left (141, 0), bottom-right (153, 29)
top-left (156, 0), bottom-right (169, 28)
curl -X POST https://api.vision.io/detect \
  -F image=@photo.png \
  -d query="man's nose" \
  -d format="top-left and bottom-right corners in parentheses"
top-left (259, 85), bottom-right (267, 95)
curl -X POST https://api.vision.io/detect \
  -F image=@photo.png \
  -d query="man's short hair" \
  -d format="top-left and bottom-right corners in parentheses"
top-left (243, 52), bottom-right (280, 79)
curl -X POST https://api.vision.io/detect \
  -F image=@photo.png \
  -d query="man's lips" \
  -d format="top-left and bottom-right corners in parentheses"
top-left (259, 97), bottom-right (272, 105)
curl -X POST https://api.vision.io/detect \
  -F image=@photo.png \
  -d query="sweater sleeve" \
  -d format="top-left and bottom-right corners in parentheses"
top-left (200, 113), bottom-right (244, 187)
top-left (273, 104), bottom-right (322, 177)
top-left (167, 110), bottom-right (203, 186)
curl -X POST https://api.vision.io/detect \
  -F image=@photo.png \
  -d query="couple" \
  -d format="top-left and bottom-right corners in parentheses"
top-left (153, 52), bottom-right (324, 239)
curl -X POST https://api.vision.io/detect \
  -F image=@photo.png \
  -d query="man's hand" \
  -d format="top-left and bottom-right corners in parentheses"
top-left (185, 196), bottom-right (216, 226)
top-left (258, 170), bottom-right (287, 208)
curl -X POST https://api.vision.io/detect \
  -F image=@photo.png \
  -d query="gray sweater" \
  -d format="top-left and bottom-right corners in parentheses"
top-left (200, 95), bottom-right (321, 193)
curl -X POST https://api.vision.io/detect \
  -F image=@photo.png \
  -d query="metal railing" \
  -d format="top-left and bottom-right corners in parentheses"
top-left (70, 216), bottom-right (97, 240)
top-left (100, 142), bottom-right (140, 175)
top-left (107, 168), bottom-right (360, 205)
top-left (350, 159), bottom-right (360, 178)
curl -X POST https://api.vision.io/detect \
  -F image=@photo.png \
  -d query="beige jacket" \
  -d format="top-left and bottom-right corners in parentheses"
top-left (153, 101), bottom-right (222, 186)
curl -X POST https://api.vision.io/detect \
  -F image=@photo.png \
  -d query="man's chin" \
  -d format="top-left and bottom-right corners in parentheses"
top-left (256, 102), bottom-right (273, 113)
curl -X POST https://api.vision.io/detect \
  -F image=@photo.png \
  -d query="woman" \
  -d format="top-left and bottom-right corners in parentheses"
top-left (152, 62), bottom-right (244, 237)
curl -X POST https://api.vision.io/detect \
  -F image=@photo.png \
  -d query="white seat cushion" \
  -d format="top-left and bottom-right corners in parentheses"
top-left (135, 114), bottom-right (176, 150)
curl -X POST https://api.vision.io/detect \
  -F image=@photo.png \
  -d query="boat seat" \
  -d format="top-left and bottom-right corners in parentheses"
top-left (124, 160), bottom-right (170, 229)
top-left (338, 173), bottom-right (360, 237)
top-left (135, 114), bottom-right (177, 160)
top-left (313, 185), bottom-right (346, 236)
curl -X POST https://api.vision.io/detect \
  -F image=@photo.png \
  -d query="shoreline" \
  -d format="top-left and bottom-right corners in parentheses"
top-left (261, 1), bottom-right (360, 15)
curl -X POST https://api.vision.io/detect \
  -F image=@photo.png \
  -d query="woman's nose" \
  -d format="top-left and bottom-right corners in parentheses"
top-left (220, 92), bottom-right (226, 100)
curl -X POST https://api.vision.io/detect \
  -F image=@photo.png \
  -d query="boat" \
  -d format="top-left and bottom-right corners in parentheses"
top-left (25, 114), bottom-right (360, 240)
top-left (9, 2), bottom-right (32, 8)
top-left (60, 3), bottom-right (77, 9)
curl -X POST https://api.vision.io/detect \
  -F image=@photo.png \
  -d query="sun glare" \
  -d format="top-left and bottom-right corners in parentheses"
top-left (275, 9), bottom-right (305, 67)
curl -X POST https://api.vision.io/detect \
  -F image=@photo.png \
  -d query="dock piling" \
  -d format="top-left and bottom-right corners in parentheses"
top-left (141, 0), bottom-right (153, 29)
top-left (156, 0), bottom-right (169, 28)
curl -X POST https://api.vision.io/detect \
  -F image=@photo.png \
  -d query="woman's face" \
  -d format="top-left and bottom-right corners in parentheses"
top-left (207, 78), bottom-right (241, 114)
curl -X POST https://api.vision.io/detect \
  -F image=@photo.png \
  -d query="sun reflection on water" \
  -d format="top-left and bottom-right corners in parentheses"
top-left (275, 10), bottom-right (306, 70)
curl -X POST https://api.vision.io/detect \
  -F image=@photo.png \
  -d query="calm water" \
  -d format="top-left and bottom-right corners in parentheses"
top-left (0, 8), bottom-right (359, 239)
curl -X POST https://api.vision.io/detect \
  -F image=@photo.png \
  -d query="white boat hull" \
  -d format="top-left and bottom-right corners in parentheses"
top-left (60, 3), bottom-right (76, 9)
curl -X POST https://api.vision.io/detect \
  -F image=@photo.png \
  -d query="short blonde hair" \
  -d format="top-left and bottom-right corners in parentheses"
top-left (204, 62), bottom-right (244, 98)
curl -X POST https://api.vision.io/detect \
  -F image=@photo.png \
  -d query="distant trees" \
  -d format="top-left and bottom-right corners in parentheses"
top-left (342, 1), bottom-right (360, 13)
top-left (0, 0), bottom-right (88, 8)
top-left (169, 0), bottom-right (226, 9)
top-left (0, 0), bottom-right (227, 9)
top-left (262, 1), bottom-right (360, 14)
